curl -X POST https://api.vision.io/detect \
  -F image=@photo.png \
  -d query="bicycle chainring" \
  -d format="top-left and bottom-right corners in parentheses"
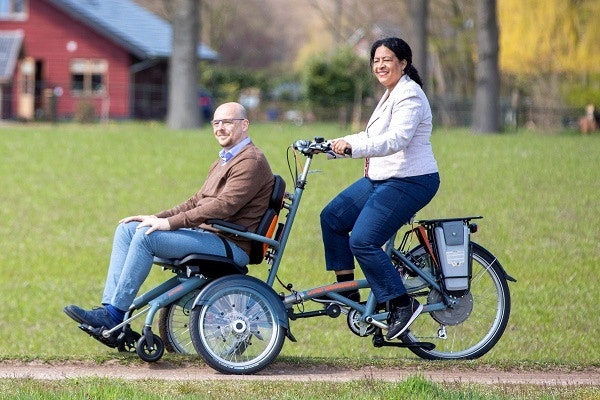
top-left (346, 308), bottom-right (377, 337)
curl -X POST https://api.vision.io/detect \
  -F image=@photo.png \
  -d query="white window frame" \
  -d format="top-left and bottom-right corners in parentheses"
top-left (70, 59), bottom-right (108, 97)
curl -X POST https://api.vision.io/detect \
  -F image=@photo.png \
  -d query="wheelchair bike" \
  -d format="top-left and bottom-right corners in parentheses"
top-left (77, 137), bottom-right (515, 375)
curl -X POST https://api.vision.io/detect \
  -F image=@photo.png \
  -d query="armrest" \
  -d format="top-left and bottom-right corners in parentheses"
top-left (205, 219), bottom-right (249, 233)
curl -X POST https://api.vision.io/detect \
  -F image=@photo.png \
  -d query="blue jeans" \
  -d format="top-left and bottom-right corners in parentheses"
top-left (320, 173), bottom-right (440, 303)
top-left (101, 222), bottom-right (249, 310)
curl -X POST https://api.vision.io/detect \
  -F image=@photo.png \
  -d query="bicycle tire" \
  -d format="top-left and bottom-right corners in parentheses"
top-left (402, 242), bottom-right (511, 360)
top-left (189, 275), bottom-right (286, 374)
top-left (157, 291), bottom-right (197, 354)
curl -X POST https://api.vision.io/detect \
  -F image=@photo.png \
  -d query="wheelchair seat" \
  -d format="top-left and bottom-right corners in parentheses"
top-left (154, 174), bottom-right (286, 278)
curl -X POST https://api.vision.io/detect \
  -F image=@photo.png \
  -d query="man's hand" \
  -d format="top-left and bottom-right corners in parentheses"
top-left (136, 216), bottom-right (171, 235)
top-left (119, 215), bottom-right (171, 235)
top-left (119, 215), bottom-right (153, 224)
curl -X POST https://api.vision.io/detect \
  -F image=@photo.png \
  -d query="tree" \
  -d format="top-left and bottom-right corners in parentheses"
top-left (165, 0), bottom-right (200, 129)
top-left (498, 0), bottom-right (600, 127)
top-left (471, 0), bottom-right (500, 133)
top-left (306, 47), bottom-right (372, 124)
top-left (408, 0), bottom-right (429, 91)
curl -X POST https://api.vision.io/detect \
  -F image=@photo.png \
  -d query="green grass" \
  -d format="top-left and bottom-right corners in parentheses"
top-left (0, 374), bottom-right (597, 399)
top-left (0, 121), bottom-right (599, 369)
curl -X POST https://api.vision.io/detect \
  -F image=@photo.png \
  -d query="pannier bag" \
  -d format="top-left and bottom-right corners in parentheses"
top-left (434, 221), bottom-right (471, 295)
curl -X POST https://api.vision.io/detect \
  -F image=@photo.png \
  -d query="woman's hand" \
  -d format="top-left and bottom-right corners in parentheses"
top-left (331, 139), bottom-right (352, 155)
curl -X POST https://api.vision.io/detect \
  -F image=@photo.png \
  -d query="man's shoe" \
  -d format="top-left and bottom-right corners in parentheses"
top-left (63, 305), bottom-right (104, 324)
top-left (312, 289), bottom-right (360, 305)
top-left (64, 305), bottom-right (119, 330)
top-left (386, 298), bottom-right (423, 340)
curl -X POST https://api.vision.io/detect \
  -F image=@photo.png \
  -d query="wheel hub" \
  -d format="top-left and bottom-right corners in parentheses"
top-left (428, 289), bottom-right (474, 325)
top-left (232, 319), bottom-right (247, 334)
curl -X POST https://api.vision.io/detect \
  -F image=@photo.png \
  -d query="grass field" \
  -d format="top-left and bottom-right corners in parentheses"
top-left (0, 121), bottom-right (598, 370)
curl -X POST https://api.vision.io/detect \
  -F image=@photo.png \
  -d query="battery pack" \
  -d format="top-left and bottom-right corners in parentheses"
top-left (434, 221), bottom-right (471, 294)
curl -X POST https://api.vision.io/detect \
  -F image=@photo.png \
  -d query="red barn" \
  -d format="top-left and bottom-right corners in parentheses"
top-left (0, 0), bottom-right (217, 121)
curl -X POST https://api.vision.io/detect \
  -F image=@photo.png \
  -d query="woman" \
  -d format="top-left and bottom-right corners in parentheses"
top-left (320, 37), bottom-right (440, 340)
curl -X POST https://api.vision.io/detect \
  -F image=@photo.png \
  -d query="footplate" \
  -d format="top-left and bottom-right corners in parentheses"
top-left (77, 324), bottom-right (140, 352)
top-left (78, 324), bottom-right (119, 348)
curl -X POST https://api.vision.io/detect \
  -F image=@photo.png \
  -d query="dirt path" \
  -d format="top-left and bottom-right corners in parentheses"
top-left (0, 361), bottom-right (598, 386)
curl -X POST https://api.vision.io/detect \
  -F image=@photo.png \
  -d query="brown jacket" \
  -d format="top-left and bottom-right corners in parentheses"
top-left (154, 143), bottom-right (273, 254)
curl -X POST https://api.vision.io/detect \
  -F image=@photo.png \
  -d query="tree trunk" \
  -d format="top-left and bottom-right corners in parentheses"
top-left (166, 0), bottom-right (200, 130)
top-left (408, 0), bottom-right (428, 92)
top-left (472, 0), bottom-right (500, 133)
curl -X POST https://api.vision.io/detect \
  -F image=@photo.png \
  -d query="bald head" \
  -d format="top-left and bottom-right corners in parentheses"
top-left (213, 102), bottom-right (247, 120)
top-left (211, 102), bottom-right (250, 149)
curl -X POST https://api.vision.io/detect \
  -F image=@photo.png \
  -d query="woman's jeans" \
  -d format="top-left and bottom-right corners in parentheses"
top-left (320, 173), bottom-right (440, 303)
top-left (102, 222), bottom-right (249, 311)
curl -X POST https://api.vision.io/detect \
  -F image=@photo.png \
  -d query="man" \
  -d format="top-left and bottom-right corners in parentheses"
top-left (64, 102), bottom-right (274, 330)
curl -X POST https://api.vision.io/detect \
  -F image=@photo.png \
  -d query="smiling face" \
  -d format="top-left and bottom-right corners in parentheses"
top-left (372, 45), bottom-right (407, 92)
top-left (211, 102), bottom-right (249, 149)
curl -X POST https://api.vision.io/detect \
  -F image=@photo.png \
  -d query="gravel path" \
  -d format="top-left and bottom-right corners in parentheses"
top-left (0, 361), bottom-right (598, 386)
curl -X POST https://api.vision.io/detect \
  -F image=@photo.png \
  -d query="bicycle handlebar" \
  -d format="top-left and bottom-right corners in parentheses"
top-left (293, 137), bottom-right (351, 157)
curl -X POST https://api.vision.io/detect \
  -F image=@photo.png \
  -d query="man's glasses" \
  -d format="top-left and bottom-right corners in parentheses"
top-left (210, 118), bottom-right (245, 128)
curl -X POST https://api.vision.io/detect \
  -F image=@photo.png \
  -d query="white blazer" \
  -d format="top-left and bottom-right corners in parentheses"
top-left (343, 75), bottom-right (438, 180)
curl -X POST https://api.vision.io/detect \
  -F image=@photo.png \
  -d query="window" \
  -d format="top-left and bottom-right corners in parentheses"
top-left (70, 59), bottom-right (108, 96)
top-left (0, 0), bottom-right (27, 20)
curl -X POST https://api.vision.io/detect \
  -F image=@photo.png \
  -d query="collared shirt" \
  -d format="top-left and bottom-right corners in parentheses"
top-left (219, 137), bottom-right (251, 164)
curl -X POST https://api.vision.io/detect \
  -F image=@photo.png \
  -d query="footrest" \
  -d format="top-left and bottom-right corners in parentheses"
top-left (78, 324), bottom-right (119, 348)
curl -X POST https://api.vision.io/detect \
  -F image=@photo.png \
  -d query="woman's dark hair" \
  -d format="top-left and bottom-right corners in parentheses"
top-left (370, 37), bottom-right (423, 87)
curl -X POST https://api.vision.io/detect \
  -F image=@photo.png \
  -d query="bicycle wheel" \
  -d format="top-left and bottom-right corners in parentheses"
top-left (189, 276), bottom-right (286, 374)
top-left (158, 291), bottom-right (197, 354)
top-left (402, 242), bottom-right (511, 360)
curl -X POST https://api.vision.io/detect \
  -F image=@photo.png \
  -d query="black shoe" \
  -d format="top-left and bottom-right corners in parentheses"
top-left (64, 305), bottom-right (120, 330)
top-left (312, 289), bottom-right (360, 305)
top-left (386, 298), bottom-right (423, 340)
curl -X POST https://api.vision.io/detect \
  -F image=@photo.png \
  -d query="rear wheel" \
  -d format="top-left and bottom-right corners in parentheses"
top-left (189, 276), bottom-right (286, 374)
top-left (158, 291), bottom-right (197, 354)
top-left (401, 242), bottom-right (511, 360)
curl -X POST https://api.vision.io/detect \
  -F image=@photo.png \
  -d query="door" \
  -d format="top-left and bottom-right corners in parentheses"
top-left (17, 57), bottom-right (35, 120)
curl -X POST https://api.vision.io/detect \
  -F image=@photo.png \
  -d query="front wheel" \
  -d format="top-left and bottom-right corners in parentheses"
top-left (402, 242), bottom-right (512, 360)
top-left (189, 276), bottom-right (286, 374)
top-left (136, 334), bottom-right (165, 362)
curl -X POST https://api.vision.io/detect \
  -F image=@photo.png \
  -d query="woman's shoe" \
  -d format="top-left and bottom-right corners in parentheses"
top-left (386, 298), bottom-right (423, 340)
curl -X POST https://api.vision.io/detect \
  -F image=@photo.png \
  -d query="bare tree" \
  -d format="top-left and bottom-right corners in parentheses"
top-left (471, 0), bottom-right (500, 133)
top-left (166, 0), bottom-right (200, 129)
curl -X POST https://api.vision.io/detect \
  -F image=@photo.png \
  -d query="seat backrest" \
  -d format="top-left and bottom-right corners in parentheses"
top-left (248, 174), bottom-right (286, 264)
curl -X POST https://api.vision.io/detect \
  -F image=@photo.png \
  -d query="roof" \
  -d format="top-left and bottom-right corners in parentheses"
top-left (0, 30), bottom-right (23, 83)
top-left (45, 0), bottom-right (218, 60)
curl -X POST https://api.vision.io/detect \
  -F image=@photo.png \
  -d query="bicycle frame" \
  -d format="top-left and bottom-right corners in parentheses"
top-left (211, 139), bottom-right (453, 329)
